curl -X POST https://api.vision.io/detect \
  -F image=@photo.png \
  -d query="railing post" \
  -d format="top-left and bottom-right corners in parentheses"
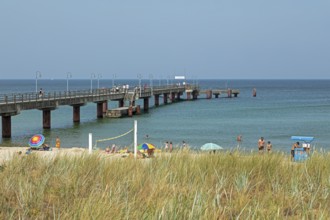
top-left (14, 95), bottom-right (16, 104)
top-left (5, 96), bottom-right (8, 104)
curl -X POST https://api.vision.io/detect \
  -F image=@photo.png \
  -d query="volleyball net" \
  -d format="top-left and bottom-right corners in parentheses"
top-left (94, 128), bottom-right (134, 148)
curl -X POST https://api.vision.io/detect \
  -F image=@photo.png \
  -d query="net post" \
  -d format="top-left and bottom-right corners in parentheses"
top-left (134, 120), bottom-right (137, 159)
top-left (89, 133), bottom-right (93, 154)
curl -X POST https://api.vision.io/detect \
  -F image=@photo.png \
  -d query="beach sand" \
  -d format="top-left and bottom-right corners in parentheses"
top-left (0, 146), bottom-right (150, 164)
top-left (0, 147), bottom-right (81, 164)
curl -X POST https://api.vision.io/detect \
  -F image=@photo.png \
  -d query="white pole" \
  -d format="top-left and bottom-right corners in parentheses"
top-left (89, 133), bottom-right (93, 154)
top-left (134, 120), bottom-right (137, 159)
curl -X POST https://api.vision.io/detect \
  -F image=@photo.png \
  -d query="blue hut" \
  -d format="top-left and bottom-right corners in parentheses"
top-left (291, 136), bottom-right (314, 162)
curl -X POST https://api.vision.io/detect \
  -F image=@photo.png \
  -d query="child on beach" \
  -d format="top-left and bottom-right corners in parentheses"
top-left (267, 141), bottom-right (272, 153)
top-left (55, 136), bottom-right (61, 149)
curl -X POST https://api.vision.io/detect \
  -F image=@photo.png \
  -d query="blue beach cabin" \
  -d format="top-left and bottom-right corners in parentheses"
top-left (291, 136), bottom-right (314, 162)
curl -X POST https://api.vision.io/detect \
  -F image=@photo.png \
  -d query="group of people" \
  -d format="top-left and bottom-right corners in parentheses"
top-left (112, 84), bottom-right (130, 92)
top-left (164, 141), bottom-right (173, 152)
top-left (258, 137), bottom-right (272, 153)
top-left (105, 144), bottom-right (117, 154)
top-left (236, 135), bottom-right (272, 153)
top-left (164, 141), bottom-right (188, 152)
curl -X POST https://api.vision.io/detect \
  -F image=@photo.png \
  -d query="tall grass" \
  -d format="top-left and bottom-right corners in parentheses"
top-left (1, 151), bottom-right (330, 219)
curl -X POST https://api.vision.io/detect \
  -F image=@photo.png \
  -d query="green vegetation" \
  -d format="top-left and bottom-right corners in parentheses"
top-left (1, 151), bottom-right (330, 219)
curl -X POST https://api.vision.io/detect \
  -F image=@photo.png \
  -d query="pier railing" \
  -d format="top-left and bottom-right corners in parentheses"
top-left (0, 84), bottom-right (199, 114)
top-left (0, 88), bottom-right (123, 104)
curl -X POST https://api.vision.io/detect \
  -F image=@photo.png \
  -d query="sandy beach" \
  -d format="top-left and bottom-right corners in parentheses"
top-left (0, 147), bottom-right (86, 164)
top-left (0, 146), bottom-right (152, 165)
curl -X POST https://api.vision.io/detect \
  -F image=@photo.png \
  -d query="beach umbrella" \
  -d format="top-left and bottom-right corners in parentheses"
top-left (137, 143), bottom-right (156, 150)
top-left (28, 134), bottom-right (45, 148)
top-left (200, 143), bottom-right (223, 151)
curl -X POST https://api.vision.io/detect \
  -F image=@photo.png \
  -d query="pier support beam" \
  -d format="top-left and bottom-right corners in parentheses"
top-left (42, 109), bottom-right (52, 129)
top-left (164, 93), bottom-right (168, 104)
top-left (227, 89), bottom-right (232, 98)
top-left (96, 102), bottom-right (105, 118)
top-left (171, 93), bottom-right (176, 103)
top-left (103, 100), bottom-right (108, 115)
top-left (2, 115), bottom-right (12, 138)
top-left (206, 90), bottom-right (212, 99)
top-left (177, 93), bottom-right (181, 101)
top-left (193, 91), bottom-right (198, 100)
top-left (72, 105), bottom-right (81, 123)
top-left (186, 92), bottom-right (191, 100)
top-left (71, 104), bottom-right (85, 123)
top-left (143, 98), bottom-right (149, 112)
top-left (118, 99), bottom-right (124, 108)
top-left (136, 105), bottom-right (141, 115)
top-left (154, 94), bottom-right (160, 107)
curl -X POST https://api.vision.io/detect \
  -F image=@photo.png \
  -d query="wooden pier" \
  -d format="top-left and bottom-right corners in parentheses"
top-left (0, 84), bottom-right (239, 138)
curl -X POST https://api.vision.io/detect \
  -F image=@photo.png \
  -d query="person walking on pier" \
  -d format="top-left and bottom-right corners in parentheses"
top-left (39, 88), bottom-right (44, 97)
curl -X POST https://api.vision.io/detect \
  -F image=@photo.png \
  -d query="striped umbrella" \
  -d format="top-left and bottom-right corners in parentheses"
top-left (28, 134), bottom-right (45, 148)
top-left (137, 143), bottom-right (156, 150)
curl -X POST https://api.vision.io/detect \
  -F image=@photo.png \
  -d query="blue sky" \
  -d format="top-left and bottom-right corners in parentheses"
top-left (1, 1), bottom-right (329, 79)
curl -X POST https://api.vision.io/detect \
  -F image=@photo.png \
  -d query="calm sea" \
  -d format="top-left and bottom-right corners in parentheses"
top-left (1, 79), bottom-right (330, 153)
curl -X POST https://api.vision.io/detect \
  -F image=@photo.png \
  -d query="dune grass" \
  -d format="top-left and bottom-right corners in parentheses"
top-left (1, 150), bottom-right (330, 219)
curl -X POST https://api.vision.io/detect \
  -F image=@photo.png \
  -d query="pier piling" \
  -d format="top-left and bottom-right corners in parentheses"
top-left (1, 115), bottom-right (12, 138)
top-left (73, 105), bottom-right (81, 122)
top-left (42, 109), bottom-right (51, 129)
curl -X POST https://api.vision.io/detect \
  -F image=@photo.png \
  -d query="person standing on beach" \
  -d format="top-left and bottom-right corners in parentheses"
top-left (55, 136), bottom-right (61, 149)
top-left (258, 137), bottom-right (265, 154)
top-left (169, 142), bottom-right (173, 153)
top-left (291, 142), bottom-right (299, 161)
top-left (237, 135), bottom-right (242, 148)
top-left (182, 141), bottom-right (186, 149)
top-left (165, 141), bottom-right (169, 152)
top-left (267, 141), bottom-right (272, 153)
top-left (111, 144), bottom-right (116, 153)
